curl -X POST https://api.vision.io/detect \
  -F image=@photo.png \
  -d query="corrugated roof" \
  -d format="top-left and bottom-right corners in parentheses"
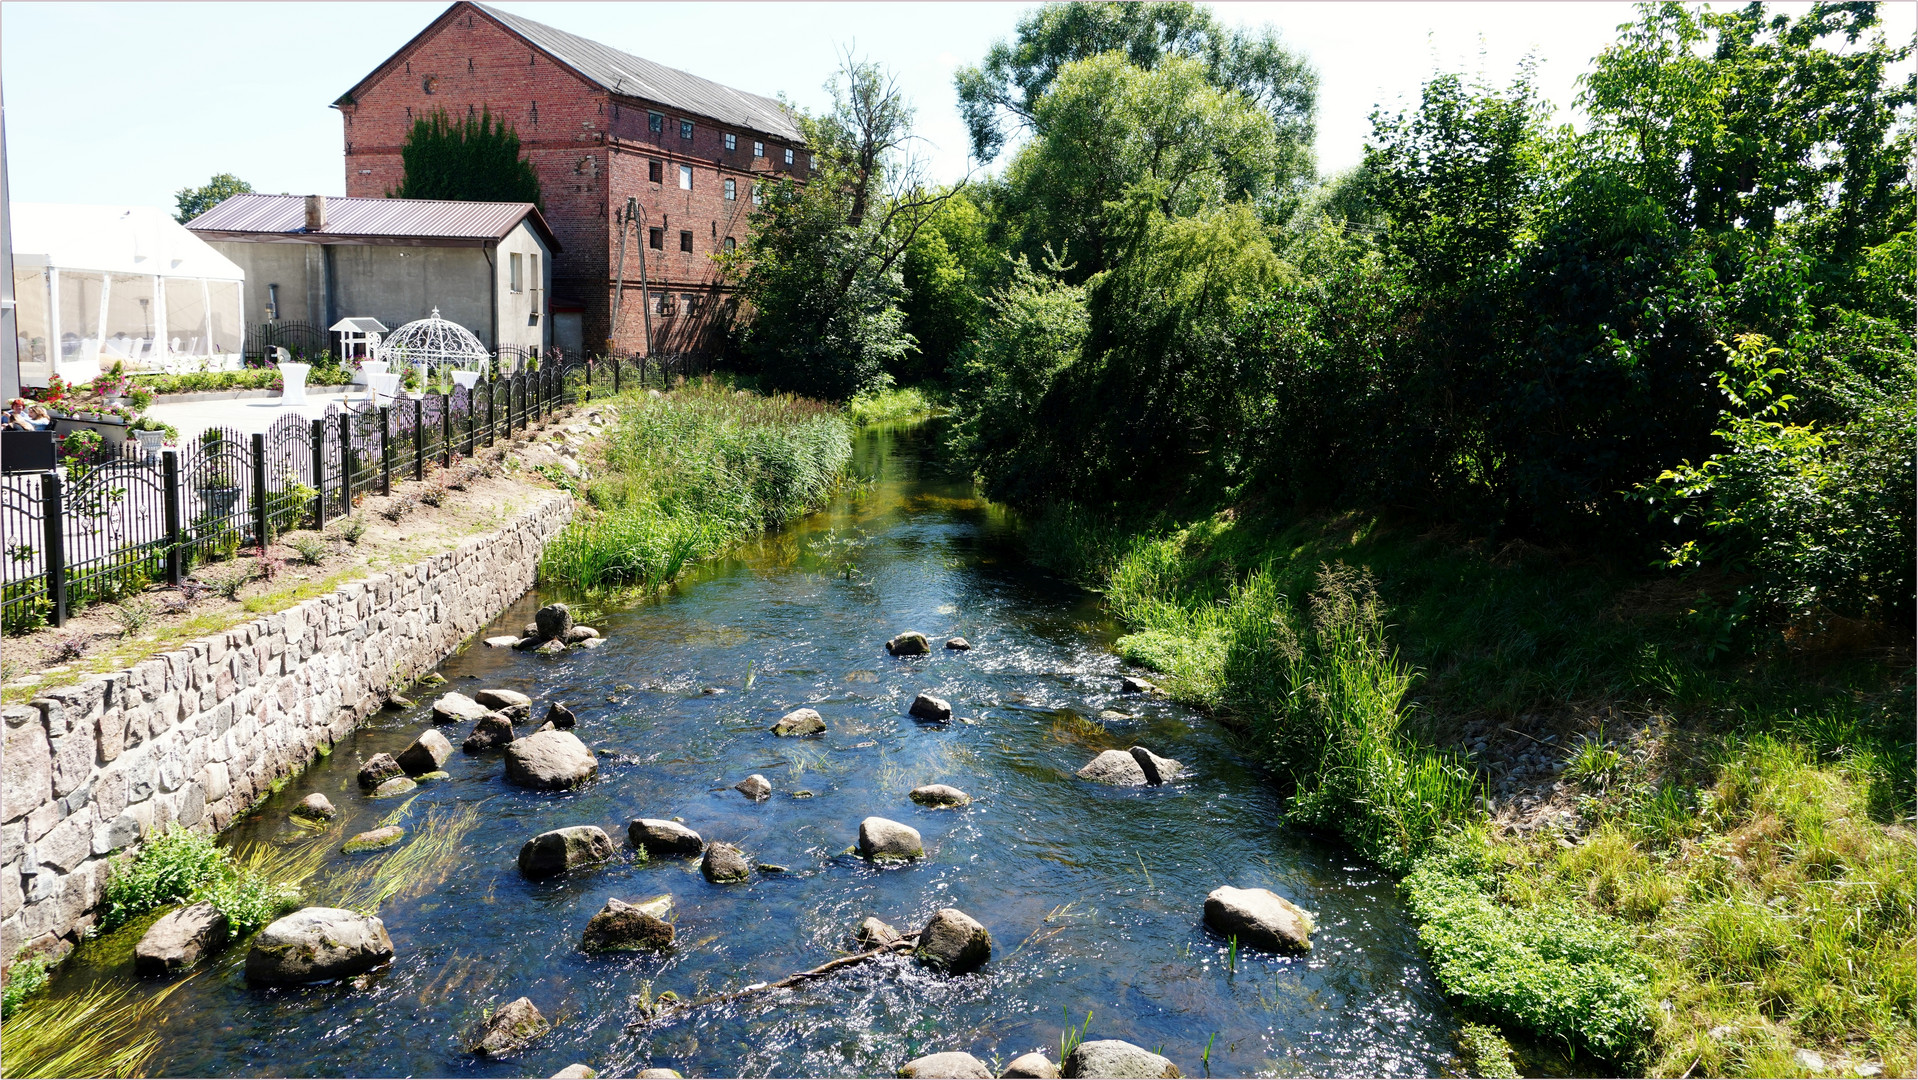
top-left (186, 193), bottom-right (560, 251)
top-left (338, 2), bottom-right (802, 144)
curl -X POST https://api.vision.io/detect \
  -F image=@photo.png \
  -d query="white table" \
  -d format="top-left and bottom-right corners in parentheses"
top-left (366, 372), bottom-right (402, 407)
top-left (278, 362), bottom-right (310, 405)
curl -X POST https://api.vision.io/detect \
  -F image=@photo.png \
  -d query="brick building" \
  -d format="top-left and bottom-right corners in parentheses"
top-left (334, 1), bottom-right (808, 358)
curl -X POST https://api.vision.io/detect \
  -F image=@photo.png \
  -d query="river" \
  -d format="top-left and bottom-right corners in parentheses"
top-left (45, 420), bottom-right (1458, 1078)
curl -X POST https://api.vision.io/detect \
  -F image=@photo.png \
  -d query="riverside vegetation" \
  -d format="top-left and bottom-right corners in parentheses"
top-left (718, 2), bottom-right (1913, 1075)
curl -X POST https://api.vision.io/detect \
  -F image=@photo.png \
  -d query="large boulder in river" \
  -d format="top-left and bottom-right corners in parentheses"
top-left (1128, 745), bottom-right (1182, 785)
top-left (580, 895), bottom-right (674, 952)
top-left (475, 688), bottom-right (532, 718)
top-left (372, 776), bottom-right (417, 797)
top-left (463, 713), bottom-right (516, 753)
top-left (469, 996), bottom-right (550, 1058)
top-left (629, 819), bottom-right (703, 856)
top-left (343, 826), bottom-right (405, 853)
top-left (357, 753), bottom-right (404, 789)
top-left (901, 1052), bottom-right (994, 1078)
top-left (771, 707), bottom-right (826, 736)
top-left (291, 793), bottom-right (337, 821)
top-left (134, 900), bottom-right (229, 976)
top-left (551, 1066), bottom-right (598, 1079)
top-left (535, 603), bottom-right (574, 641)
top-left (859, 817), bottom-right (924, 861)
top-left (1202, 886), bottom-right (1314, 954)
top-left (504, 730), bottom-right (597, 789)
top-left (1003, 1053), bottom-right (1061, 1079)
top-left (244, 907), bottom-right (394, 985)
top-left (395, 729), bottom-right (453, 776)
top-left (432, 692), bottom-right (490, 724)
top-left (1062, 1041), bottom-right (1181, 1079)
top-left (519, 826), bottom-right (615, 879)
top-left (1077, 749), bottom-right (1148, 786)
top-left (915, 908), bottom-right (990, 974)
top-left (886, 631), bottom-right (930, 656)
top-left (702, 842), bottom-right (751, 883)
top-left (910, 784), bottom-right (971, 807)
top-left (909, 693), bottom-right (952, 722)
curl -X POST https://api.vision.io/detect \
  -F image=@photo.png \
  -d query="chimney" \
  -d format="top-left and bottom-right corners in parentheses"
top-left (304, 195), bottom-right (326, 232)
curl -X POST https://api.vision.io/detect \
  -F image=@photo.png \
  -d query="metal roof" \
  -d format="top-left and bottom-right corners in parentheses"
top-left (337, 2), bottom-right (802, 144)
top-left (186, 193), bottom-right (561, 251)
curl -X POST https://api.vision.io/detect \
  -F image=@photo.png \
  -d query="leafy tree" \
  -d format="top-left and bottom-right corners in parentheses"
top-left (955, 0), bottom-right (1317, 186)
top-left (948, 253), bottom-right (1088, 493)
top-left (899, 193), bottom-right (995, 384)
top-left (392, 108), bottom-right (542, 206)
top-left (173, 173), bottom-right (253, 223)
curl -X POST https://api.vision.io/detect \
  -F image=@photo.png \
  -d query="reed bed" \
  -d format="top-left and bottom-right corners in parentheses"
top-left (333, 803), bottom-right (484, 912)
top-left (0, 977), bottom-right (186, 1079)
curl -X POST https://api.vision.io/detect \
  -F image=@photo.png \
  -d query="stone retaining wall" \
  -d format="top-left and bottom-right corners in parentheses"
top-left (0, 493), bottom-right (573, 964)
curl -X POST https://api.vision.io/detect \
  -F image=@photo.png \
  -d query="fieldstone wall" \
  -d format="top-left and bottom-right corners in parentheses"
top-left (0, 492), bottom-right (573, 965)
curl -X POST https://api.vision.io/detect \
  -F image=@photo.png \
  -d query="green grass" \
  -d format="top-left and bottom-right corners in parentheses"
top-left (541, 379), bottom-right (852, 591)
top-left (847, 384), bottom-right (941, 425)
top-left (1025, 503), bottom-right (1915, 1076)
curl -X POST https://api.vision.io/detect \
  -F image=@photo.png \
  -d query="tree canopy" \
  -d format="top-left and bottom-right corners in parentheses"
top-left (173, 173), bottom-right (253, 224)
top-left (391, 108), bottom-right (542, 207)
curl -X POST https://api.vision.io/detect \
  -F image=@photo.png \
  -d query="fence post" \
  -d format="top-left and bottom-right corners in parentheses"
top-left (162, 450), bottom-right (183, 586)
top-left (310, 418), bottom-right (328, 530)
top-left (250, 432), bottom-right (269, 546)
top-left (486, 377), bottom-right (496, 446)
top-left (442, 392), bottom-right (454, 469)
top-left (41, 471), bottom-right (66, 627)
top-left (378, 406), bottom-right (392, 497)
top-left (413, 397), bottom-right (425, 481)
top-left (613, 355), bottom-right (621, 395)
top-left (339, 410), bottom-right (354, 516)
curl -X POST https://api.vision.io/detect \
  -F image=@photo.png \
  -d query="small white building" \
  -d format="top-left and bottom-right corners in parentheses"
top-left (10, 204), bottom-right (247, 387)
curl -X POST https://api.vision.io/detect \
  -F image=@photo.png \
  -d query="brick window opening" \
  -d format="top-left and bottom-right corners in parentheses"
top-left (679, 230), bottom-right (693, 253)
top-left (649, 227), bottom-right (663, 250)
top-left (751, 183), bottom-right (762, 206)
top-left (724, 178), bottom-right (736, 201)
top-left (682, 292), bottom-right (700, 313)
top-left (753, 140), bottom-right (764, 157)
top-left (784, 147), bottom-right (794, 166)
top-left (724, 236), bottom-right (736, 252)
top-left (680, 119), bottom-right (694, 140)
top-left (648, 159), bottom-right (662, 183)
top-left (529, 101), bottom-right (538, 126)
top-left (423, 76), bottom-right (438, 94)
top-left (649, 111), bottom-right (663, 134)
top-left (679, 164), bottom-right (693, 190)
top-left (724, 133), bottom-right (737, 151)
top-left (651, 293), bottom-right (665, 315)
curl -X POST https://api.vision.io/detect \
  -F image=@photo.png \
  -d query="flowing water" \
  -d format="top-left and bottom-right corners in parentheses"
top-left (45, 421), bottom-right (1459, 1079)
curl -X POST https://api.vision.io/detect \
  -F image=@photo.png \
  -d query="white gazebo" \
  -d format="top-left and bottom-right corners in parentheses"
top-left (10, 203), bottom-right (246, 387)
top-left (378, 307), bottom-right (491, 388)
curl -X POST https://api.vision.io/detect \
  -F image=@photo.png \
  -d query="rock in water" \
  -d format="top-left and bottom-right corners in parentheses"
top-left (475, 688), bottom-right (532, 717)
top-left (1120, 675), bottom-right (1159, 695)
top-left (291, 793), bottom-right (337, 821)
top-left (853, 916), bottom-right (903, 950)
top-left (463, 713), bottom-right (516, 753)
top-left (343, 826), bottom-right (405, 853)
top-left (485, 636), bottom-right (522, 648)
top-left (431, 692), bottom-right (490, 723)
top-left (886, 631), bottom-right (930, 656)
top-left (372, 776), bottom-right (418, 797)
top-left (564, 626), bottom-right (600, 643)
top-left (635, 1072), bottom-right (681, 1079)
top-left (545, 701), bottom-right (577, 729)
top-left (470, 996), bottom-right (550, 1058)
top-left (629, 818), bottom-right (704, 856)
top-left (909, 693), bottom-right (952, 722)
top-left (1077, 749), bottom-right (1148, 786)
top-left (580, 895), bottom-right (675, 951)
top-left (1002, 1053), bottom-right (1061, 1079)
top-left (1202, 886), bottom-right (1314, 954)
top-left (504, 730), bottom-right (598, 789)
top-left (944, 637), bottom-right (972, 651)
top-left (244, 907), bottom-right (393, 986)
top-left (734, 774), bottom-right (772, 800)
top-left (536, 639), bottom-right (568, 657)
top-left (1128, 745), bottom-right (1183, 785)
top-left (1062, 1041), bottom-right (1181, 1079)
top-left (901, 1052), bottom-right (994, 1078)
top-left (518, 826), bottom-right (616, 879)
top-left (134, 901), bottom-right (229, 976)
top-left (909, 784), bottom-right (971, 807)
top-left (771, 707), bottom-right (826, 736)
top-left (535, 603), bottom-right (574, 641)
top-left (859, 817), bottom-right (924, 861)
top-left (357, 753), bottom-right (404, 789)
top-left (702, 842), bottom-right (751, 883)
top-left (915, 908), bottom-right (991, 974)
top-left (383, 694), bottom-right (414, 710)
top-left (395, 729), bottom-right (453, 775)
top-left (551, 1066), bottom-right (598, 1079)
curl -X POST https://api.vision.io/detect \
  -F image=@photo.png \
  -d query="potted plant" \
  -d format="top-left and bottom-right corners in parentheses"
top-left (195, 428), bottom-right (244, 518)
top-left (92, 361), bottom-right (131, 407)
top-left (128, 416), bottom-right (176, 463)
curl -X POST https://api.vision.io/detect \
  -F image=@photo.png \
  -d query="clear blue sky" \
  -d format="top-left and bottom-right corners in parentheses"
top-left (3, 2), bottom-right (1908, 210)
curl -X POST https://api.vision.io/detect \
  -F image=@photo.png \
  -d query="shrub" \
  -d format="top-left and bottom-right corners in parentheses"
top-left (334, 517), bottom-right (368, 545)
top-left (0, 951), bottom-right (51, 1019)
top-left (847, 384), bottom-right (938, 425)
top-left (100, 827), bottom-right (299, 938)
top-left (110, 599), bottom-right (153, 636)
top-left (288, 534), bottom-right (329, 566)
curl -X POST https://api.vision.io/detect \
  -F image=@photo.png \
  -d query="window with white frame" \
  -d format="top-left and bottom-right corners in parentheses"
top-left (753, 140), bottom-right (764, 157)
top-left (724, 132), bottom-right (737, 151)
top-left (784, 147), bottom-right (794, 166)
top-left (679, 164), bottom-right (692, 190)
top-left (724, 178), bottom-right (736, 200)
top-left (509, 252), bottom-right (523, 293)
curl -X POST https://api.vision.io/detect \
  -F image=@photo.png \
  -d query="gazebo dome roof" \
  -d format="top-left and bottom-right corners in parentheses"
top-left (377, 308), bottom-right (489, 368)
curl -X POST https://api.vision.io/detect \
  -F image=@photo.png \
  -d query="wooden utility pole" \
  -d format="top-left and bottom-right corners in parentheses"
top-left (609, 199), bottom-right (629, 356)
top-left (608, 196), bottom-right (655, 358)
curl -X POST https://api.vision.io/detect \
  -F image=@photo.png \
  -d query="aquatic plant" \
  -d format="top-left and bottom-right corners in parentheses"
top-left (1059, 1007), bottom-right (1093, 1062)
top-left (0, 979), bottom-right (180, 1078)
top-left (333, 803), bottom-right (484, 912)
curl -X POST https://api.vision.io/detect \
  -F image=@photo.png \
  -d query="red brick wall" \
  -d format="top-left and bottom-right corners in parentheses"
top-left (338, 2), bottom-right (808, 358)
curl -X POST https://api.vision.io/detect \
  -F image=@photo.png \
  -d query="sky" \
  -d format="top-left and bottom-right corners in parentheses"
top-left (3, 2), bottom-right (1911, 209)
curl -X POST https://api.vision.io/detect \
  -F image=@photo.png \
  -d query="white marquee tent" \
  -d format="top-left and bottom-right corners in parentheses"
top-left (10, 204), bottom-right (246, 387)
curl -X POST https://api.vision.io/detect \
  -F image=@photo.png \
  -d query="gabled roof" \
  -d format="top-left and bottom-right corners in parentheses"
top-left (336, 1), bottom-right (803, 144)
top-left (186, 194), bottom-right (561, 251)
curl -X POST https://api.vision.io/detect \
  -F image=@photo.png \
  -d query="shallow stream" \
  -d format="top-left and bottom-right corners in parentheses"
top-left (50, 420), bottom-right (1458, 1078)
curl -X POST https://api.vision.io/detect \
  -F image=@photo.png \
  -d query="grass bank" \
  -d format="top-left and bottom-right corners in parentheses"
top-left (1029, 506), bottom-right (1914, 1078)
top-left (848, 384), bottom-right (942, 425)
top-left (540, 380), bottom-right (852, 591)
